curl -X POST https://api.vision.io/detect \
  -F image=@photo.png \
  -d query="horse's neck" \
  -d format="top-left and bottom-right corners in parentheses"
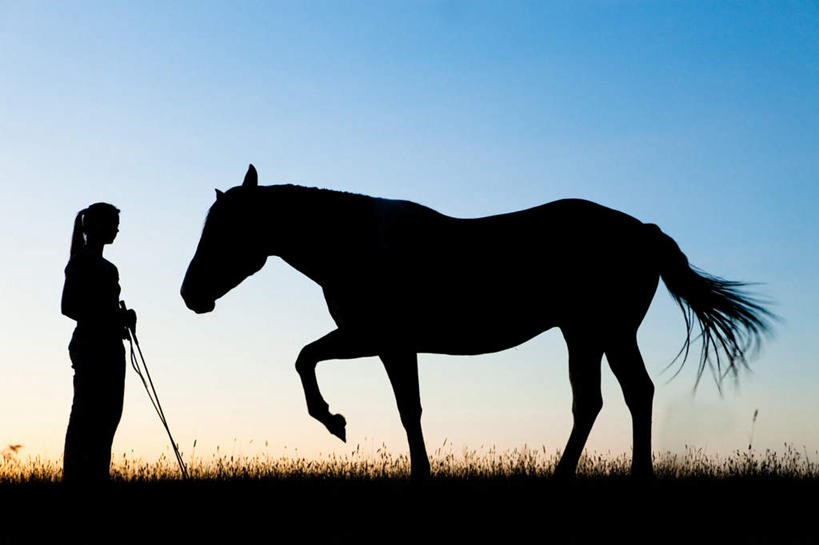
top-left (260, 186), bottom-right (371, 286)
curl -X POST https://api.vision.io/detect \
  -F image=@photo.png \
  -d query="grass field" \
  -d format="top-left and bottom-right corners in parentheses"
top-left (2, 444), bottom-right (817, 544)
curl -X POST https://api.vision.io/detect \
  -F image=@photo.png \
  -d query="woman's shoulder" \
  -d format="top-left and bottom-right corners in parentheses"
top-left (65, 251), bottom-right (88, 275)
top-left (65, 250), bottom-right (118, 276)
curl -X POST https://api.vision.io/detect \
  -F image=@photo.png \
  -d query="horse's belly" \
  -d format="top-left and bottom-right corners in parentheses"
top-left (396, 287), bottom-right (554, 354)
top-left (413, 317), bottom-right (552, 356)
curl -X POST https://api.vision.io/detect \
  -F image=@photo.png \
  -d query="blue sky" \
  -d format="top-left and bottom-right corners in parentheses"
top-left (1, 1), bottom-right (817, 463)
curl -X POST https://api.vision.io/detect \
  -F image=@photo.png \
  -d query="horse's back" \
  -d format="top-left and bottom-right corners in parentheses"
top-left (324, 196), bottom-right (658, 349)
top-left (371, 197), bottom-right (646, 268)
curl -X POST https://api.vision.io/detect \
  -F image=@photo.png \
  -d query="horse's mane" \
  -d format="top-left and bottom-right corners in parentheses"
top-left (261, 184), bottom-right (376, 218)
top-left (262, 184), bottom-right (372, 203)
top-left (205, 184), bottom-right (374, 225)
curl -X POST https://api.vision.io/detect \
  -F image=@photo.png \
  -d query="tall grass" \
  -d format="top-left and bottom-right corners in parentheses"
top-left (2, 443), bottom-right (817, 484)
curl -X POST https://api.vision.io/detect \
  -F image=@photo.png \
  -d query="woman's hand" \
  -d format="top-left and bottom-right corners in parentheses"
top-left (125, 308), bottom-right (137, 334)
top-left (119, 302), bottom-right (137, 335)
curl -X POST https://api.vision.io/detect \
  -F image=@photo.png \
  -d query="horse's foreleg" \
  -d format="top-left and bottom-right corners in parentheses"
top-left (295, 329), bottom-right (373, 442)
top-left (555, 333), bottom-right (604, 479)
top-left (606, 336), bottom-right (654, 479)
top-left (380, 352), bottom-right (430, 481)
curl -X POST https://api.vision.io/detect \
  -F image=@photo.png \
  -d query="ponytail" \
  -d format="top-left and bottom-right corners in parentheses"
top-left (69, 209), bottom-right (86, 258)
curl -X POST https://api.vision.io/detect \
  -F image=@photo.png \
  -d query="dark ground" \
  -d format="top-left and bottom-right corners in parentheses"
top-left (1, 476), bottom-right (817, 544)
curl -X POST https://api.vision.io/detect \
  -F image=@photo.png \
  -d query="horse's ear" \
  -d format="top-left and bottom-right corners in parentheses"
top-left (215, 189), bottom-right (225, 200)
top-left (243, 164), bottom-right (258, 188)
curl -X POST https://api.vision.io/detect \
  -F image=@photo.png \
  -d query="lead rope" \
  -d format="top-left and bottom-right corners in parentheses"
top-left (121, 301), bottom-right (189, 480)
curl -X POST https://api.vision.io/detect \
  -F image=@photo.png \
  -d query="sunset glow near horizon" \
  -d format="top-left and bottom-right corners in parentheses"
top-left (1, 2), bottom-right (818, 465)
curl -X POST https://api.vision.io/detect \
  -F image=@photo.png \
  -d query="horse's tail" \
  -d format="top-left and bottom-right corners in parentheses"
top-left (647, 224), bottom-right (774, 389)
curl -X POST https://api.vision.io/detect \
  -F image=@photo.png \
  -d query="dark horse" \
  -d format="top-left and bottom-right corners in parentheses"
top-left (181, 165), bottom-right (771, 479)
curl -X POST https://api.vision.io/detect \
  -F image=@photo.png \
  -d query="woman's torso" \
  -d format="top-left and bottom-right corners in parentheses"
top-left (63, 249), bottom-right (124, 355)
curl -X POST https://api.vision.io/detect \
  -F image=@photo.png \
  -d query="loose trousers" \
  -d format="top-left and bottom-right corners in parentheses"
top-left (63, 341), bottom-right (125, 483)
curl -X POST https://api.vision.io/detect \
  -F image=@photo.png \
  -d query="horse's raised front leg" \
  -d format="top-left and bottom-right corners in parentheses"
top-left (380, 352), bottom-right (430, 481)
top-left (554, 330), bottom-right (604, 479)
top-left (295, 329), bottom-right (374, 442)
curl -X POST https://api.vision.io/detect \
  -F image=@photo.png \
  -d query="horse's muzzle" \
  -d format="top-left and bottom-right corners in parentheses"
top-left (188, 299), bottom-right (216, 314)
top-left (181, 286), bottom-right (216, 314)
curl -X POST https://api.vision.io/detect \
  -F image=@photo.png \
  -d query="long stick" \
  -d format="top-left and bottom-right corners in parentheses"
top-left (122, 303), bottom-right (189, 479)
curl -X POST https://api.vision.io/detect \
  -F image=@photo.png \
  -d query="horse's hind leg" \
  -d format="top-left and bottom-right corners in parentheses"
top-left (606, 334), bottom-right (654, 478)
top-left (554, 331), bottom-right (604, 479)
top-left (380, 352), bottom-right (430, 480)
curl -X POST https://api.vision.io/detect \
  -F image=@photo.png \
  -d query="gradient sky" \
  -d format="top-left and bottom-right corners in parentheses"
top-left (1, 1), bottom-right (817, 464)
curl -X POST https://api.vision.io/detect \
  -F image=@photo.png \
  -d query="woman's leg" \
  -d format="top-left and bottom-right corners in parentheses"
top-left (63, 368), bottom-right (94, 483)
top-left (63, 343), bottom-right (125, 483)
top-left (99, 345), bottom-right (126, 477)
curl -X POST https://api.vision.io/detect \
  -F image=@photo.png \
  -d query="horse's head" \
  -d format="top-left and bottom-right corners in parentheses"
top-left (181, 164), bottom-right (268, 313)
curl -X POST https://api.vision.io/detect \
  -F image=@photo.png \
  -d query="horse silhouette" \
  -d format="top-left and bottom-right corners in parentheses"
top-left (181, 165), bottom-right (772, 479)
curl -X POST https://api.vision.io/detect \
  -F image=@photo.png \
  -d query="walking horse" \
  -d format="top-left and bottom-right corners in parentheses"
top-left (181, 165), bottom-right (771, 479)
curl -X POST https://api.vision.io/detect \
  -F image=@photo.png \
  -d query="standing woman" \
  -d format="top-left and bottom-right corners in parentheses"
top-left (61, 202), bottom-right (136, 483)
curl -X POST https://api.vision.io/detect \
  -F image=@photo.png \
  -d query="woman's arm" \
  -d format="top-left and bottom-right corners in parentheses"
top-left (61, 263), bottom-right (85, 321)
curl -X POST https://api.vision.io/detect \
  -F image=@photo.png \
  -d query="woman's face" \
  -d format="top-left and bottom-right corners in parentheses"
top-left (103, 215), bottom-right (120, 244)
top-left (86, 213), bottom-right (119, 245)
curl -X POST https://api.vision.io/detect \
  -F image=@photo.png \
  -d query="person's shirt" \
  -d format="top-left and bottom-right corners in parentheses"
top-left (61, 248), bottom-right (124, 348)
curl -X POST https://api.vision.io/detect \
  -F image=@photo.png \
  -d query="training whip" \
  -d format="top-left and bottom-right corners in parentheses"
top-left (121, 301), bottom-right (189, 479)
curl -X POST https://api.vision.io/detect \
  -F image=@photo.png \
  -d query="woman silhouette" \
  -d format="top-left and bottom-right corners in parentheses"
top-left (61, 203), bottom-right (136, 483)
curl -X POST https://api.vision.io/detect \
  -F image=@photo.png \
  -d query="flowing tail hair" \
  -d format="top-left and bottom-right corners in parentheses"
top-left (648, 224), bottom-right (775, 390)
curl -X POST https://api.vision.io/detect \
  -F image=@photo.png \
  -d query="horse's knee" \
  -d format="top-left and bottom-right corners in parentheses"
top-left (399, 404), bottom-right (422, 430)
top-left (623, 373), bottom-right (654, 412)
top-left (295, 348), bottom-right (315, 375)
top-left (572, 392), bottom-right (603, 422)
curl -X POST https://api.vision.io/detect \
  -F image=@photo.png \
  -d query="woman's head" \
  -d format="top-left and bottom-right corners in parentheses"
top-left (70, 203), bottom-right (120, 257)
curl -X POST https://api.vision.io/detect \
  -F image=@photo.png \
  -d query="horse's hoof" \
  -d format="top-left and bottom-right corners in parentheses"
top-left (631, 468), bottom-right (656, 483)
top-left (552, 466), bottom-right (576, 482)
top-left (325, 413), bottom-right (346, 442)
top-left (410, 468), bottom-right (430, 484)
